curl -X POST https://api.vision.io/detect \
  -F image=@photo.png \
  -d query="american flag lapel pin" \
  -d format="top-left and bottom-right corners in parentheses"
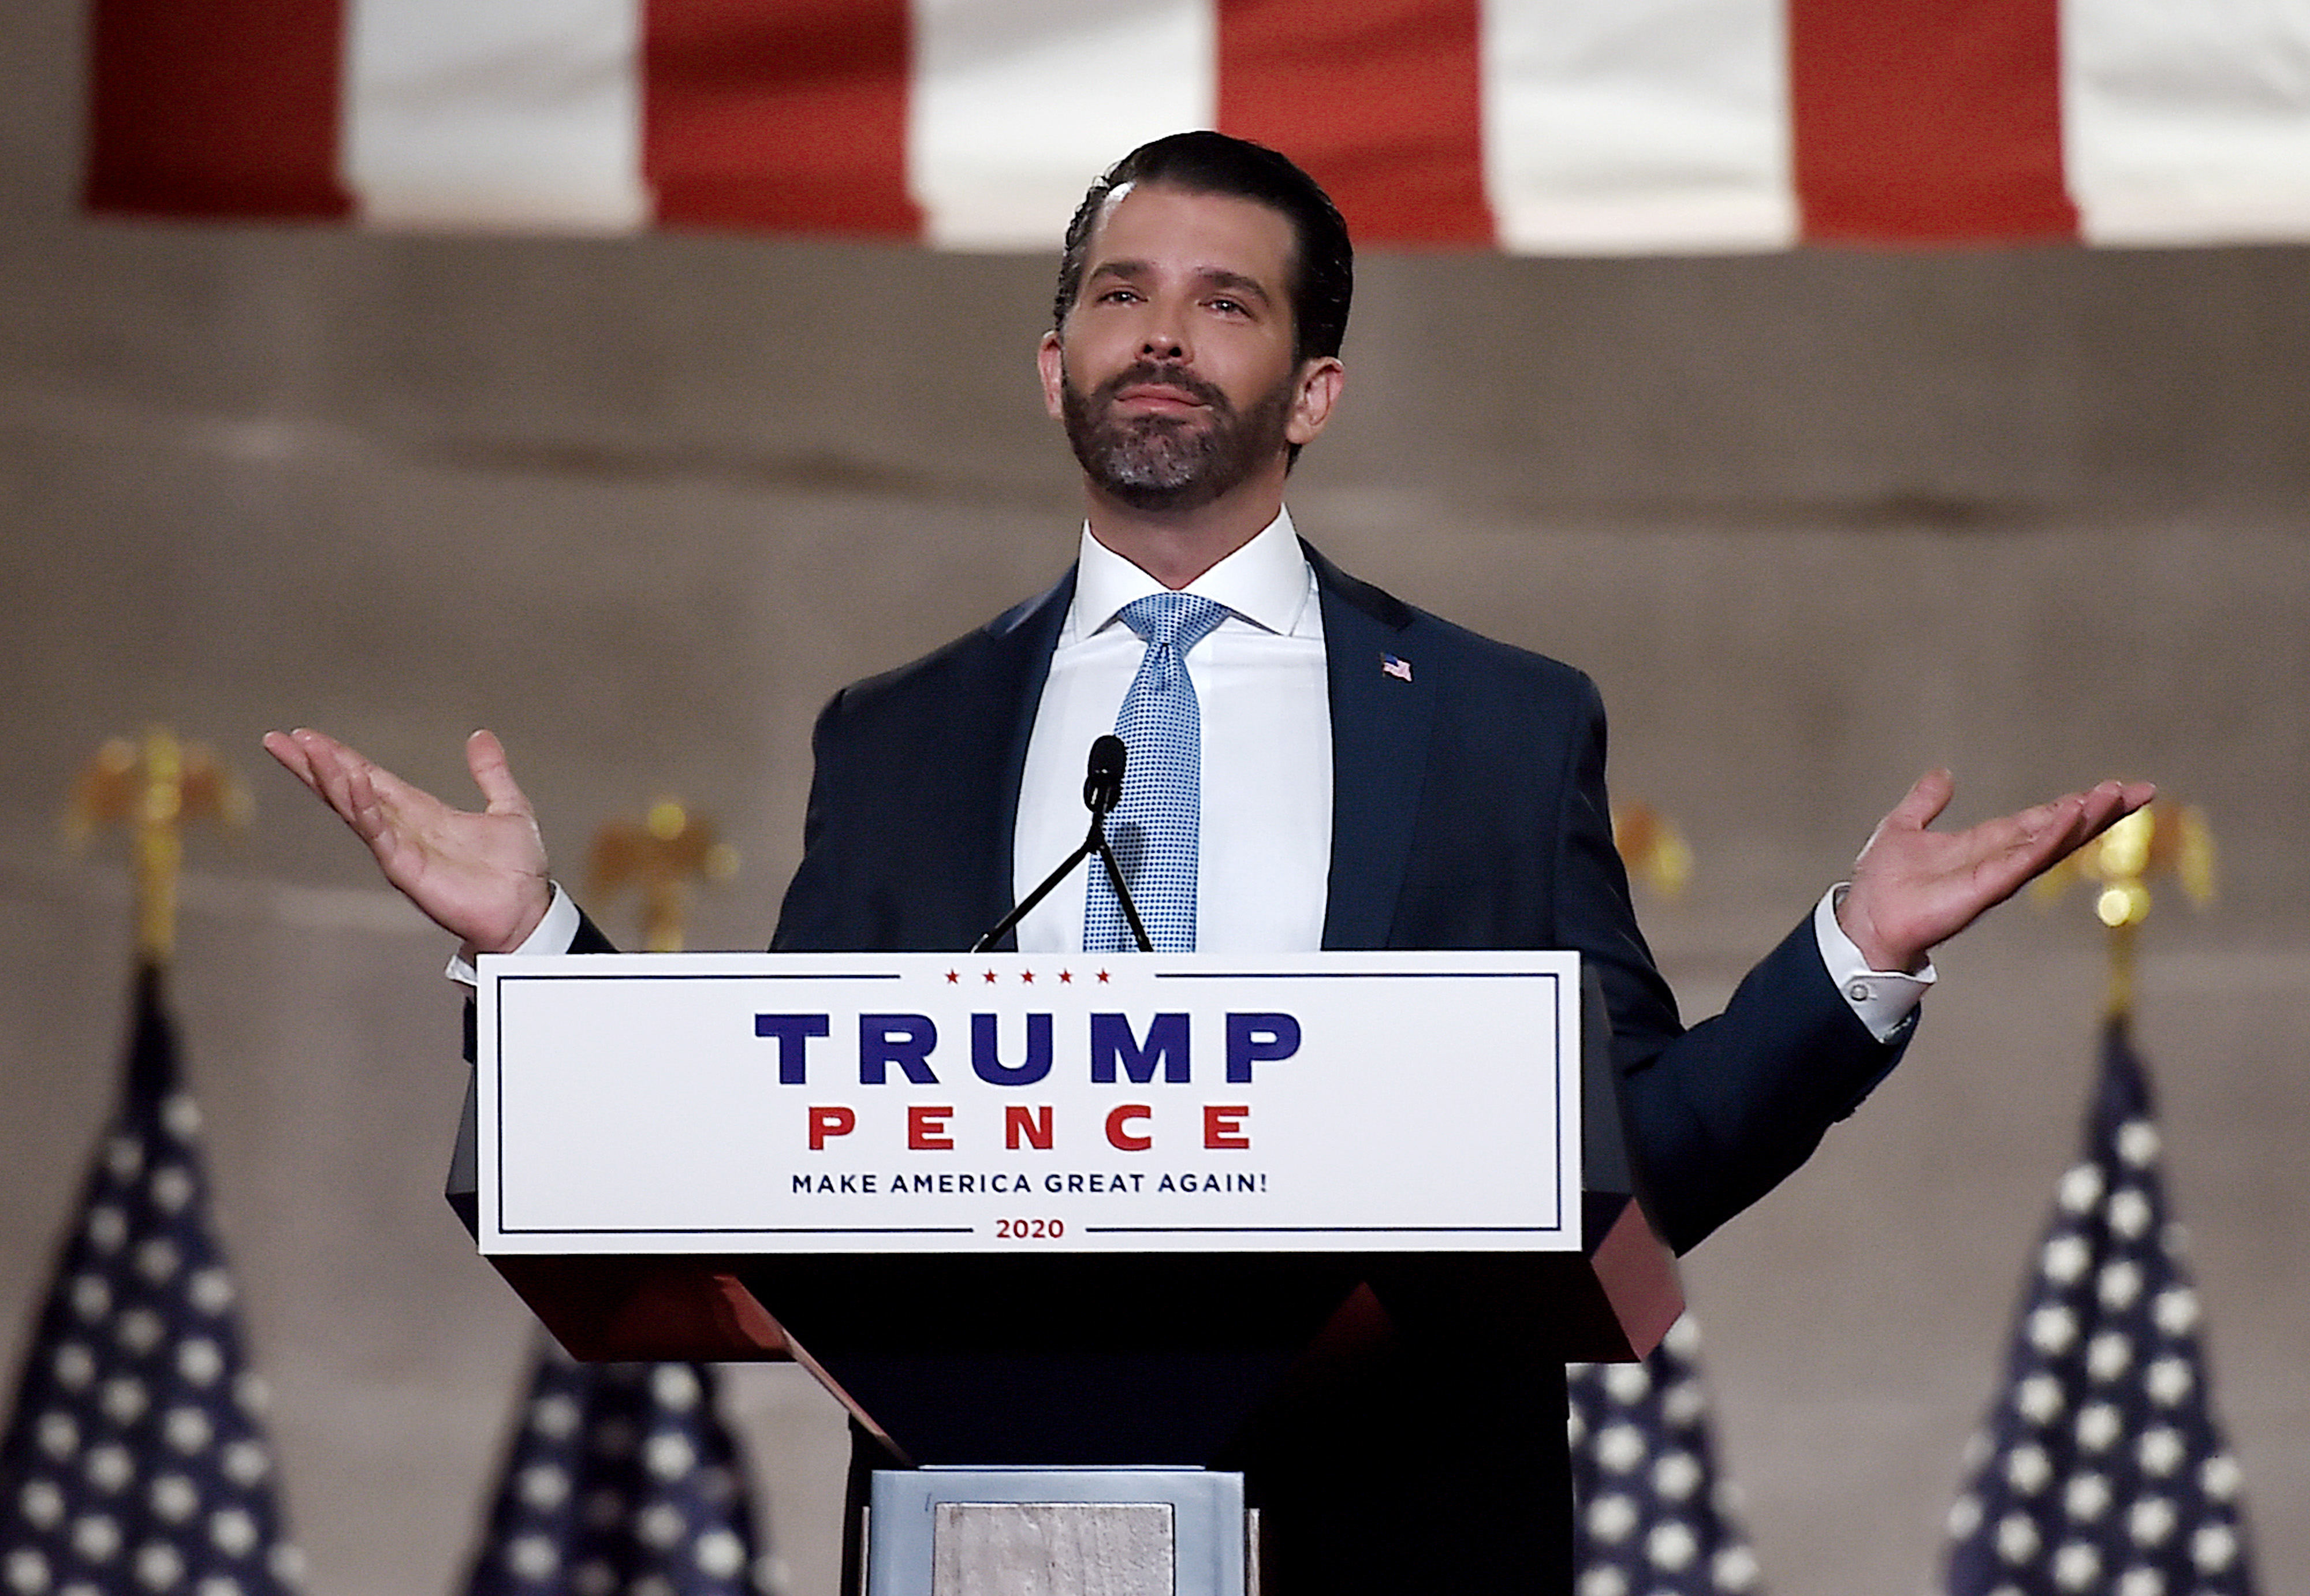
top-left (1381, 653), bottom-right (1413, 683)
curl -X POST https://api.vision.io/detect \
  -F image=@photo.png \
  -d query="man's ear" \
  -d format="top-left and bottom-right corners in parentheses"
top-left (1037, 331), bottom-right (1066, 420)
top-left (1286, 356), bottom-right (1346, 448)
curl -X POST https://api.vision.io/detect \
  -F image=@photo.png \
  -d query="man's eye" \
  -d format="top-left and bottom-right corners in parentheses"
top-left (1098, 288), bottom-right (1140, 304)
top-left (1208, 298), bottom-right (1245, 315)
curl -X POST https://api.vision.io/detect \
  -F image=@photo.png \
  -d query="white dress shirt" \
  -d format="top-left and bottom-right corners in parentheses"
top-left (1011, 511), bottom-right (1332, 954)
top-left (470, 510), bottom-right (1932, 1040)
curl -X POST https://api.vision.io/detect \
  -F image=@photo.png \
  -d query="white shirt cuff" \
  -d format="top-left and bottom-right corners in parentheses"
top-left (1813, 885), bottom-right (1936, 1043)
top-left (443, 885), bottom-right (581, 987)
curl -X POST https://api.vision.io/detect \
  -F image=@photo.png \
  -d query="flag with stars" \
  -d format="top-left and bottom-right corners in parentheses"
top-left (1568, 1313), bottom-right (1766, 1596)
top-left (461, 1345), bottom-right (780, 1596)
top-left (0, 966), bottom-right (303, 1596)
top-left (1943, 1016), bottom-right (2257, 1596)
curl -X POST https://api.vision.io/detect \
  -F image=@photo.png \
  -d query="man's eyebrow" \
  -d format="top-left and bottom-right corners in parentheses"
top-left (1085, 259), bottom-right (1151, 286)
top-left (1082, 260), bottom-right (1275, 307)
top-left (1194, 267), bottom-right (1273, 305)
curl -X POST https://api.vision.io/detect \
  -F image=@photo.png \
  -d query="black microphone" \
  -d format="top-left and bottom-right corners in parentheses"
top-left (1083, 733), bottom-right (1126, 816)
top-left (971, 737), bottom-right (1152, 953)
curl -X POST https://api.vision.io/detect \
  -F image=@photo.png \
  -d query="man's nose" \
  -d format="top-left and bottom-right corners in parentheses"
top-left (1138, 315), bottom-right (1187, 363)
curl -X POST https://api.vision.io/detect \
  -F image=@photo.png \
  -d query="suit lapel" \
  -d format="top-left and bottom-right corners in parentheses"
top-left (1308, 545), bottom-right (1433, 951)
top-left (960, 566), bottom-right (1076, 948)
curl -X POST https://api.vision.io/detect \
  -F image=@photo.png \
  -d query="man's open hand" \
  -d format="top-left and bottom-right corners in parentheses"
top-left (1836, 769), bottom-right (2155, 974)
top-left (262, 727), bottom-right (553, 956)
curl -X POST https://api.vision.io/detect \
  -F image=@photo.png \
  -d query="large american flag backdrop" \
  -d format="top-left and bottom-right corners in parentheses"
top-left (86, 0), bottom-right (2310, 252)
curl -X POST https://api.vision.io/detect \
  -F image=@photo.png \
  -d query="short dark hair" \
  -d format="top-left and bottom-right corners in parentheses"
top-left (1052, 131), bottom-right (1354, 367)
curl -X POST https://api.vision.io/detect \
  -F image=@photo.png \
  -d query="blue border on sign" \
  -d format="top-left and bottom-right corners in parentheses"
top-left (487, 962), bottom-right (1567, 1244)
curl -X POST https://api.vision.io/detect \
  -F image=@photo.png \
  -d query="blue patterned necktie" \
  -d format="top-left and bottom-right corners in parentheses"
top-left (1084, 591), bottom-right (1232, 952)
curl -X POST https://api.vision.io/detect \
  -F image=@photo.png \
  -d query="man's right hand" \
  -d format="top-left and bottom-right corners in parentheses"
top-left (262, 727), bottom-right (554, 957)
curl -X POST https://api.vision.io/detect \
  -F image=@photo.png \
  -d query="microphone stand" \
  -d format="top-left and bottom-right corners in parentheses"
top-left (973, 748), bottom-right (1153, 955)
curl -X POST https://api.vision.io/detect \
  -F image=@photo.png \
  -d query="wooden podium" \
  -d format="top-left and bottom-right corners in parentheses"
top-left (457, 949), bottom-right (1681, 1593)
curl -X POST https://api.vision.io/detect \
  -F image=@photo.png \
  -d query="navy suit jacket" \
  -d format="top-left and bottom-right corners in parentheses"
top-left (493, 540), bottom-right (1912, 1591)
top-left (766, 542), bottom-right (1905, 1253)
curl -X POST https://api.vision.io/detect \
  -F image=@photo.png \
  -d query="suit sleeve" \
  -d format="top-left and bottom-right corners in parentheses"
top-left (768, 685), bottom-right (854, 952)
top-left (1549, 673), bottom-right (1908, 1253)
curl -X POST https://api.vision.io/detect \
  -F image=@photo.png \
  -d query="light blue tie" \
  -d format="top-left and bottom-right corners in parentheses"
top-left (1085, 592), bottom-right (1231, 953)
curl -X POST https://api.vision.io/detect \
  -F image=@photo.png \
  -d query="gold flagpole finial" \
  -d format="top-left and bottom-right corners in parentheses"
top-left (2030, 796), bottom-right (2215, 1020)
top-left (64, 729), bottom-right (254, 967)
top-left (586, 798), bottom-right (740, 953)
top-left (1612, 799), bottom-right (1693, 902)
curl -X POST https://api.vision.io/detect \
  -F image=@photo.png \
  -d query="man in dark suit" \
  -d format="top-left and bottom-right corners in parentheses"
top-left (269, 132), bottom-right (2148, 1593)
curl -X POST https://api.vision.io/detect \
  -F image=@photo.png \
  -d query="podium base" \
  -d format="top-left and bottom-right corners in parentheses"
top-left (865, 1468), bottom-right (1251, 1596)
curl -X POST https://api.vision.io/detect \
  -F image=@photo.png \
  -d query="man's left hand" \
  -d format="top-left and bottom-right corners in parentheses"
top-left (1837, 769), bottom-right (2156, 974)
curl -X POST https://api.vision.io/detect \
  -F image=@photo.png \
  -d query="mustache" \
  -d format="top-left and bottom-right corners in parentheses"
top-left (1090, 361), bottom-right (1232, 413)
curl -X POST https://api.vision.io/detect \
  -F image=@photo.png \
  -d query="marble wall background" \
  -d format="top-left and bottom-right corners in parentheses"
top-left (3, 5), bottom-right (2306, 1593)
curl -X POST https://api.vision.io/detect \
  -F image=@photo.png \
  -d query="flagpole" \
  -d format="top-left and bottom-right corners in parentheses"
top-left (64, 728), bottom-right (251, 969)
top-left (2026, 798), bottom-right (2217, 1022)
top-left (587, 796), bottom-right (739, 953)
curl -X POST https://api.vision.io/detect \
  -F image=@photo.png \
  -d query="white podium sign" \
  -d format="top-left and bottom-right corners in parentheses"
top-left (476, 950), bottom-right (1580, 1256)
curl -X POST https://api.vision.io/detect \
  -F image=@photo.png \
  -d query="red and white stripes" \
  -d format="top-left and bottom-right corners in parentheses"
top-left (84, 0), bottom-right (2310, 249)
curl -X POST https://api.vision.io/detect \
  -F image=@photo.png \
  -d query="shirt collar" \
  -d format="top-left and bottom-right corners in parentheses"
top-left (1072, 508), bottom-right (1313, 640)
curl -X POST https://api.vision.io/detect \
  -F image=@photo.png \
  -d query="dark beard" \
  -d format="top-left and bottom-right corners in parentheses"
top-left (1060, 359), bottom-right (1295, 513)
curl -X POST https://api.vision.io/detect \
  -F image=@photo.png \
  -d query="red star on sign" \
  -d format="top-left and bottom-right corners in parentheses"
top-left (983, 970), bottom-right (999, 985)
top-left (1020, 969), bottom-right (1035, 984)
top-left (945, 970), bottom-right (960, 984)
top-left (1096, 969), bottom-right (1112, 984)
top-left (1057, 969), bottom-right (1073, 985)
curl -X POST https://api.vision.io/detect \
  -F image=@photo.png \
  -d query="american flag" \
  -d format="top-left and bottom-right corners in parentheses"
top-left (1943, 1016), bottom-right (2258, 1596)
top-left (461, 1347), bottom-right (780, 1596)
top-left (81, 0), bottom-right (2310, 251)
top-left (1568, 1313), bottom-right (1767, 1596)
top-left (0, 966), bottom-right (304, 1595)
